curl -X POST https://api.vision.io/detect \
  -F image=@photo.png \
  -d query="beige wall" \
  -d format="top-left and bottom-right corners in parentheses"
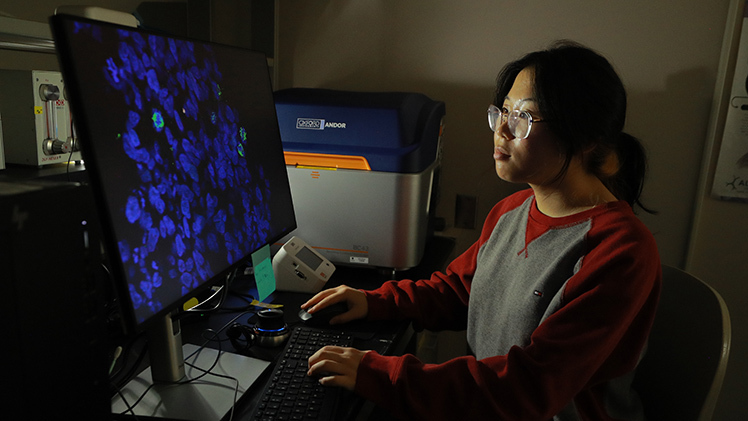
top-left (276, 1), bottom-right (743, 419)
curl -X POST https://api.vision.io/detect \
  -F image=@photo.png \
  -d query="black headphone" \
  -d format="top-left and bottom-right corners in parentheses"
top-left (227, 308), bottom-right (290, 352)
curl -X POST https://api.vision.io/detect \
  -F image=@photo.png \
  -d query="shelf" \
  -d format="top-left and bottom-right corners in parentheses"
top-left (0, 16), bottom-right (55, 54)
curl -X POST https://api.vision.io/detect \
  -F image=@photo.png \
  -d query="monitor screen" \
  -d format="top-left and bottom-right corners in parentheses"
top-left (51, 15), bottom-right (296, 330)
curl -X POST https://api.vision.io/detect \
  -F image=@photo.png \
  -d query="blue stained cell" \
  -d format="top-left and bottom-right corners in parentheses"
top-left (181, 195), bottom-right (191, 219)
top-left (211, 112), bottom-right (217, 124)
top-left (182, 216), bottom-right (191, 239)
top-left (147, 227), bottom-right (159, 252)
top-left (152, 271), bottom-right (162, 288)
top-left (126, 195), bottom-right (141, 223)
top-left (126, 110), bottom-right (140, 130)
top-left (183, 96), bottom-right (198, 120)
top-left (149, 186), bottom-right (165, 214)
top-left (129, 284), bottom-right (143, 308)
top-left (119, 241), bottom-right (131, 262)
top-left (164, 127), bottom-right (176, 148)
top-left (213, 209), bottom-right (226, 234)
top-left (152, 109), bottom-right (164, 132)
top-left (193, 249), bottom-right (205, 268)
top-left (151, 260), bottom-right (159, 270)
top-left (138, 211), bottom-right (153, 231)
top-left (175, 233), bottom-right (186, 257)
top-left (134, 90), bottom-right (143, 110)
top-left (206, 193), bottom-right (217, 216)
top-left (168, 38), bottom-right (178, 59)
top-left (148, 300), bottom-right (163, 315)
top-left (123, 128), bottom-right (140, 148)
top-left (138, 166), bottom-right (152, 183)
top-left (173, 109), bottom-right (184, 131)
top-left (160, 215), bottom-right (176, 238)
top-left (181, 272), bottom-right (195, 289)
top-left (153, 142), bottom-right (164, 166)
top-left (73, 22), bottom-right (91, 34)
top-left (207, 233), bottom-right (219, 252)
top-left (162, 93), bottom-right (174, 115)
top-left (192, 214), bottom-right (205, 235)
top-left (179, 154), bottom-right (199, 181)
top-left (178, 259), bottom-right (186, 273)
top-left (140, 279), bottom-right (154, 299)
top-left (140, 52), bottom-right (151, 72)
top-left (105, 58), bottom-right (121, 84)
top-left (131, 32), bottom-right (146, 48)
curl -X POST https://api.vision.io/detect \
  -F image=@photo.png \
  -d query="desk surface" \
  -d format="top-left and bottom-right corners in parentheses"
top-left (177, 270), bottom-right (417, 421)
top-left (111, 236), bottom-right (455, 420)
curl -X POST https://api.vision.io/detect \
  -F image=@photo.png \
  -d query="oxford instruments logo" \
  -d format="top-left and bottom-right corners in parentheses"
top-left (295, 118), bottom-right (347, 130)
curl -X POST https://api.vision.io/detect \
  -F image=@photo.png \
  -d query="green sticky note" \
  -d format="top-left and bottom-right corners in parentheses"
top-left (251, 244), bottom-right (275, 302)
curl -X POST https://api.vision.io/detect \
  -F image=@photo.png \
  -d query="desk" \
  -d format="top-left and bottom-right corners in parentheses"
top-left (156, 236), bottom-right (454, 420)
top-left (177, 275), bottom-right (414, 421)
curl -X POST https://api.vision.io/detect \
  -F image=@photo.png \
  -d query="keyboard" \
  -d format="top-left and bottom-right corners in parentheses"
top-left (250, 325), bottom-right (354, 421)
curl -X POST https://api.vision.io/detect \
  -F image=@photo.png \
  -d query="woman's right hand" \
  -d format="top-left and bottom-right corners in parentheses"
top-left (300, 285), bottom-right (369, 325)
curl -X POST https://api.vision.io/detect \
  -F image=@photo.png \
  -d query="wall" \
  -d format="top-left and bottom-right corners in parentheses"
top-left (276, 1), bottom-right (742, 419)
top-left (688, 0), bottom-right (748, 418)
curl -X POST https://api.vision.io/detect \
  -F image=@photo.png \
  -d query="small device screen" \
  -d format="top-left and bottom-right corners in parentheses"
top-left (296, 246), bottom-right (323, 270)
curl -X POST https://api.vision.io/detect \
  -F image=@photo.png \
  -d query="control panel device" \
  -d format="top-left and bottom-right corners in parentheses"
top-left (0, 70), bottom-right (82, 166)
top-left (273, 236), bottom-right (336, 293)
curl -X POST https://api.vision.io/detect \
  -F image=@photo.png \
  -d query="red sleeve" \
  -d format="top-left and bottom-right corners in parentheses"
top-left (355, 204), bottom-right (661, 420)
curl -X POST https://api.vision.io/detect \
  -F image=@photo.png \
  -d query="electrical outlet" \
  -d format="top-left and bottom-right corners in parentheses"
top-left (455, 194), bottom-right (477, 229)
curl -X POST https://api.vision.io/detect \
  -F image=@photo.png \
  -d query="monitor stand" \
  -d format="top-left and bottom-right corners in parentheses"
top-left (111, 343), bottom-right (270, 420)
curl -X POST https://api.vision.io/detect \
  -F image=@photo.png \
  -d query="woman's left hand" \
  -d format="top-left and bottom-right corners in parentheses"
top-left (307, 346), bottom-right (370, 391)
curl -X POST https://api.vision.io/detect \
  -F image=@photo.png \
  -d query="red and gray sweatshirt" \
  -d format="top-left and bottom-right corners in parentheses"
top-left (356, 189), bottom-right (661, 421)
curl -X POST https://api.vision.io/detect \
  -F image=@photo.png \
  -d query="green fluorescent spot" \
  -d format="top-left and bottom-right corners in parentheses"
top-left (152, 110), bottom-right (164, 130)
top-left (237, 143), bottom-right (245, 157)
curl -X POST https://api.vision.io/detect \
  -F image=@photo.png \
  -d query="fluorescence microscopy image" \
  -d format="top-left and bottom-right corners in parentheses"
top-left (66, 22), bottom-right (294, 323)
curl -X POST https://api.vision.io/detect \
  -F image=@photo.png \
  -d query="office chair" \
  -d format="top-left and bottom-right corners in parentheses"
top-left (633, 265), bottom-right (731, 421)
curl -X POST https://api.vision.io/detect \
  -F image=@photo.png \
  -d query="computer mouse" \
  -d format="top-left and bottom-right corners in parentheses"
top-left (298, 301), bottom-right (348, 326)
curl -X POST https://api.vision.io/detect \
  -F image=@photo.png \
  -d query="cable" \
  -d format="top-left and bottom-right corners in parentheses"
top-left (113, 311), bottom-right (252, 419)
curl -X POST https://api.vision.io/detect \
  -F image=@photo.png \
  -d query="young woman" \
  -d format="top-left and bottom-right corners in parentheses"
top-left (303, 41), bottom-right (661, 421)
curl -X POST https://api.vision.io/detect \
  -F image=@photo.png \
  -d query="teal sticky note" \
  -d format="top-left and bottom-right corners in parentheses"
top-left (251, 244), bottom-right (276, 302)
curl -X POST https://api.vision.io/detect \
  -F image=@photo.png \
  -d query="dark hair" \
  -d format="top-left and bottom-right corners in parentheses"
top-left (495, 40), bottom-right (654, 213)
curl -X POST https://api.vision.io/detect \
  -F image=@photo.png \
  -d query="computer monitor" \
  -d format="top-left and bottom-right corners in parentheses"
top-left (50, 13), bottom-right (296, 386)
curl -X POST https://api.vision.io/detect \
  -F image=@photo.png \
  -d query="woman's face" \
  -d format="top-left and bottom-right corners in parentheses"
top-left (493, 68), bottom-right (566, 186)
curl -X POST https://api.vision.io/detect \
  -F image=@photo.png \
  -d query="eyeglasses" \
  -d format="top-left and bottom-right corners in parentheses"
top-left (487, 104), bottom-right (547, 140)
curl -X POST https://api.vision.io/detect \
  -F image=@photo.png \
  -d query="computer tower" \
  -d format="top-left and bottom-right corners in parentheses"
top-left (0, 181), bottom-right (109, 419)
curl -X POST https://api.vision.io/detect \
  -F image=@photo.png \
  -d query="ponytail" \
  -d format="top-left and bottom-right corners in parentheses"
top-left (601, 132), bottom-right (656, 214)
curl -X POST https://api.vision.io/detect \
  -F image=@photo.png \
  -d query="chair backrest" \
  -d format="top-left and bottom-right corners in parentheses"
top-left (633, 265), bottom-right (731, 421)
